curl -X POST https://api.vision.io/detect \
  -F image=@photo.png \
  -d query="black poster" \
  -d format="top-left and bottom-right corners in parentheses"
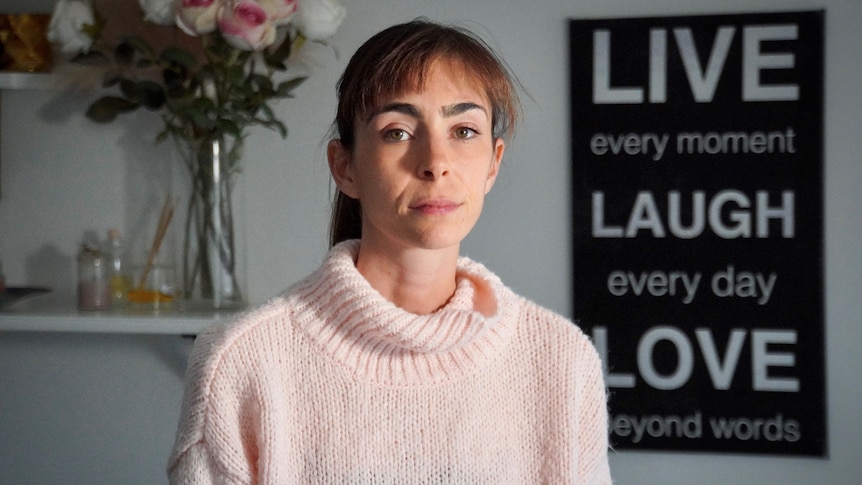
top-left (570, 11), bottom-right (825, 455)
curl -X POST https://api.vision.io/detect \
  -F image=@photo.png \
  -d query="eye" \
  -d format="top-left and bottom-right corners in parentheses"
top-left (454, 126), bottom-right (479, 140)
top-left (383, 128), bottom-right (411, 141)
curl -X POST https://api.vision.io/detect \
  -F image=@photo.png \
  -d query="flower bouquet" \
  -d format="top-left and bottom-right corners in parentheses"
top-left (47, 0), bottom-right (346, 308)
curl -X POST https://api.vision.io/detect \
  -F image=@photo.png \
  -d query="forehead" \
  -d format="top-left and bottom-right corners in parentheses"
top-left (363, 57), bottom-right (490, 117)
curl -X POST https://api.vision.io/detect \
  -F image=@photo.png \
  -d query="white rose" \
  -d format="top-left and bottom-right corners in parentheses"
top-left (47, 0), bottom-right (97, 55)
top-left (139, 0), bottom-right (177, 26)
top-left (294, 0), bottom-right (345, 41)
top-left (177, 0), bottom-right (224, 35)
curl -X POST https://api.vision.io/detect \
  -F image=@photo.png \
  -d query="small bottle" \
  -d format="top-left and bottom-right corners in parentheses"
top-left (106, 229), bottom-right (130, 306)
top-left (77, 243), bottom-right (111, 311)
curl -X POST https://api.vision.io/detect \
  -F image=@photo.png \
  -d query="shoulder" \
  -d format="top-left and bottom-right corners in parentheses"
top-left (457, 255), bottom-right (593, 344)
top-left (458, 255), bottom-right (601, 363)
top-left (193, 296), bottom-right (294, 362)
top-left (511, 293), bottom-right (601, 372)
top-left (186, 296), bottom-right (303, 404)
top-left (171, 297), bottom-right (295, 458)
top-left (517, 296), bottom-right (593, 343)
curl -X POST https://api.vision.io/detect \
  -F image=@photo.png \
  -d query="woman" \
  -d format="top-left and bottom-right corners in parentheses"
top-left (168, 19), bottom-right (611, 484)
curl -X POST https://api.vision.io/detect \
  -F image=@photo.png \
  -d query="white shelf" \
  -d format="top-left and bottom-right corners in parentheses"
top-left (0, 71), bottom-right (58, 90)
top-left (0, 293), bottom-right (237, 335)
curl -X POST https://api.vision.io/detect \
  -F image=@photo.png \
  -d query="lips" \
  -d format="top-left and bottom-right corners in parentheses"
top-left (409, 198), bottom-right (461, 215)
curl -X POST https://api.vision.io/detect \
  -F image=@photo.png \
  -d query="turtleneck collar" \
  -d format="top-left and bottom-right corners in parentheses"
top-left (289, 240), bottom-right (517, 386)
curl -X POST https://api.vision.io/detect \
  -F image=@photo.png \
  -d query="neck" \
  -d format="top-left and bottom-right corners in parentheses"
top-left (355, 240), bottom-right (459, 315)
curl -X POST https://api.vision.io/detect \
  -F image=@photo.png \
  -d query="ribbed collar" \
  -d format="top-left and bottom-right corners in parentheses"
top-left (290, 240), bottom-right (516, 387)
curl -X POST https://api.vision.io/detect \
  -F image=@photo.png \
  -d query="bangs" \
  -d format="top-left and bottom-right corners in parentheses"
top-left (335, 20), bottom-right (520, 146)
top-left (359, 56), bottom-right (490, 120)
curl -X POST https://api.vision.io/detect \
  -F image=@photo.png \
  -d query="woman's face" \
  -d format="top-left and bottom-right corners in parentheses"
top-left (330, 61), bottom-right (505, 254)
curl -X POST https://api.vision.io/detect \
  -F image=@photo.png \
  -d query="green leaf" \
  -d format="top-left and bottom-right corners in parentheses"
top-left (191, 97), bottom-right (216, 113)
top-left (197, 64), bottom-right (216, 82)
top-left (226, 64), bottom-right (245, 85)
top-left (264, 35), bottom-right (293, 69)
top-left (189, 114), bottom-right (212, 132)
top-left (102, 72), bottom-right (125, 88)
top-left (116, 80), bottom-right (166, 110)
top-left (186, 98), bottom-right (216, 130)
top-left (119, 79), bottom-right (136, 97)
top-left (258, 105), bottom-right (288, 138)
top-left (155, 129), bottom-right (169, 144)
top-left (216, 118), bottom-right (241, 137)
top-left (86, 96), bottom-right (140, 123)
top-left (114, 41), bottom-right (136, 66)
top-left (124, 36), bottom-right (156, 59)
top-left (276, 77), bottom-right (307, 97)
top-left (72, 51), bottom-right (109, 66)
top-left (164, 85), bottom-right (197, 109)
top-left (258, 103), bottom-right (276, 122)
top-left (251, 74), bottom-right (274, 90)
top-left (253, 103), bottom-right (287, 138)
top-left (135, 81), bottom-right (167, 110)
top-left (161, 47), bottom-right (198, 69)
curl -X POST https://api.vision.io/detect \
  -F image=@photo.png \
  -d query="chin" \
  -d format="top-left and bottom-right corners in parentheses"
top-left (412, 229), bottom-right (471, 252)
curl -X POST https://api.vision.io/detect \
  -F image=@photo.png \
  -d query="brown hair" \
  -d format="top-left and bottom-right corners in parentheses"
top-left (329, 19), bottom-right (522, 247)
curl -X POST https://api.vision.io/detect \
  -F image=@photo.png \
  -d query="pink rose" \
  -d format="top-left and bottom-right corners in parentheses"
top-left (177, 0), bottom-right (224, 35)
top-left (218, 0), bottom-right (277, 50)
top-left (265, 0), bottom-right (298, 26)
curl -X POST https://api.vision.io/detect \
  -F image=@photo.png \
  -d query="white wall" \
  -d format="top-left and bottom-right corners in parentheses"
top-left (1, 0), bottom-right (860, 483)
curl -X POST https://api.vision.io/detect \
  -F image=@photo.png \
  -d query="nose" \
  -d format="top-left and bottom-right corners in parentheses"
top-left (416, 133), bottom-right (450, 180)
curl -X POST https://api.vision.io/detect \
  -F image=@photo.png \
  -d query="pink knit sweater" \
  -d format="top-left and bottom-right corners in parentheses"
top-left (168, 240), bottom-right (611, 484)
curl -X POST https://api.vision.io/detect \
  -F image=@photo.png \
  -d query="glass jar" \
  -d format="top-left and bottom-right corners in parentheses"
top-left (106, 229), bottom-right (130, 306)
top-left (77, 244), bottom-right (111, 311)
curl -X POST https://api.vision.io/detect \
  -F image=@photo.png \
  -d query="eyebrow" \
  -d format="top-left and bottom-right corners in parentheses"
top-left (441, 102), bottom-right (487, 117)
top-left (371, 101), bottom-right (488, 120)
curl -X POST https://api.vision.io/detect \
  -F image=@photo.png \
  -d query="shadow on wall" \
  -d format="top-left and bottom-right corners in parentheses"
top-left (146, 334), bottom-right (195, 380)
top-left (26, 244), bottom-right (73, 302)
top-left (117, 122), bottom-right (186, 265)
top-left (37, 77), bottom-right (187, 281)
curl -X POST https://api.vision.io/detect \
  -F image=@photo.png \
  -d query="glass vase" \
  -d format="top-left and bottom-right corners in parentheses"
top-left (181, 134), bottom-right (244, 310)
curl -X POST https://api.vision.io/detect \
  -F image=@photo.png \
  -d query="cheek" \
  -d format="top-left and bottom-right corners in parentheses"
top-left (348, 157), bottom-right (401, 204)
top-left (345, 142), bottom-right (380, 194)
top-left (470, 156), bottom-right (499, 194)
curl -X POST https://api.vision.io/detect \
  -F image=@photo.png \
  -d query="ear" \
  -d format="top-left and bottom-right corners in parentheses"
top-left (327, 139), bottom-right (360, 199)
top-left (484, 138), bottom-right (505, 194)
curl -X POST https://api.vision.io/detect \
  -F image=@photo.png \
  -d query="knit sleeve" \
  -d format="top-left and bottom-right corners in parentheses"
top-left (576, 337), bottom-right (613, 485)
top-left (167, 309), bottom-right (270, 485)
top-left (168, 441), bottom-right (246, 485)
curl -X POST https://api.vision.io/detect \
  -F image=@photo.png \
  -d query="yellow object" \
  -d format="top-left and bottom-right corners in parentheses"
top-left (127, 289), bottom-right (174, 304)
top-left (0, 14), bottom-right (52, 72)
top-left (110, 274), bottom-right (131, 304)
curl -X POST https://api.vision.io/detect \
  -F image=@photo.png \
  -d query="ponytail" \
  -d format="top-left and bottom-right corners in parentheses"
top-left (329, 191), bottom-right (362, 247)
